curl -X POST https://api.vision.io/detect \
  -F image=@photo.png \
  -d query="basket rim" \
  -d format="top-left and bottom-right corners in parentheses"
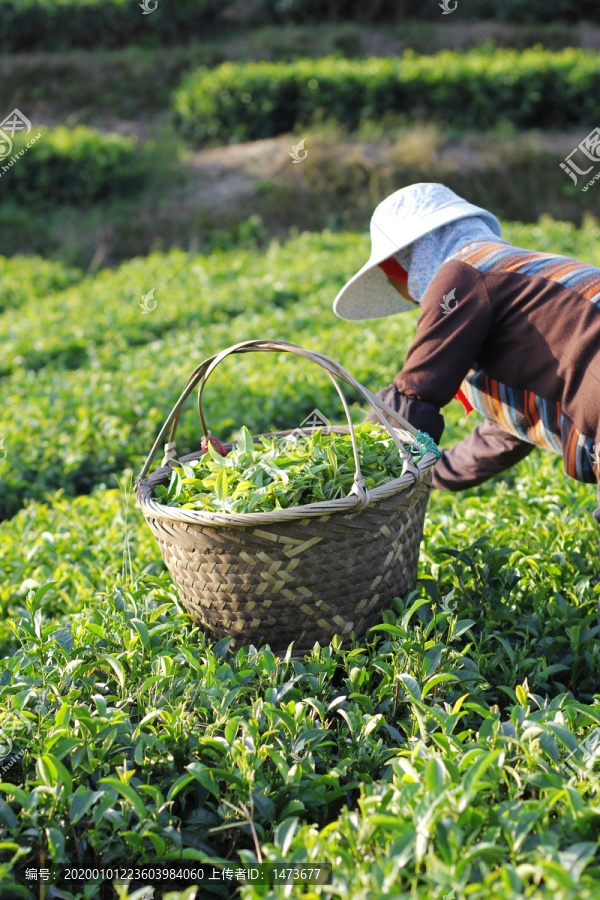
top-left (135, 424), bottom-right (437, 528)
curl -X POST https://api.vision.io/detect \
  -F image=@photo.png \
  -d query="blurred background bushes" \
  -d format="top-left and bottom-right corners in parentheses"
top-left (4, 126), bottom-right (152, 204)
top-left (1, 0), bottom-right (600, 51)
top-left (1, 0), bottom-right (598, 265)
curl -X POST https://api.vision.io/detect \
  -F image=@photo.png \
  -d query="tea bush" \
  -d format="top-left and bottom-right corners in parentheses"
top-left (0, 0), bottom-right (224, 52)
top-left (0, 256), bottom-right (82, 314)
top-left (1, 126), bottom-right (152, 204)
top-left (1, 0), bottom-right (597, 52)
top-left (173, 49), bottom-right (600, 144)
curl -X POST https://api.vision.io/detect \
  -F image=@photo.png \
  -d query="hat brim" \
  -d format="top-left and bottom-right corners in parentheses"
top-left (333, 203), bottom-right (501, 321)
top-left (332, 263), bottom-right (416, 321)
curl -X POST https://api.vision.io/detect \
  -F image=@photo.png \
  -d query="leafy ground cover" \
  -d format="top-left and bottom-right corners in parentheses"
top-left (2, 219), bottom-right (599, 520)
top-left (0, 435), bottom-right (599, 899)
top-left (1, 222), bottom-right (600, 898)
top-left (0, 256), bottom-right (83, 314)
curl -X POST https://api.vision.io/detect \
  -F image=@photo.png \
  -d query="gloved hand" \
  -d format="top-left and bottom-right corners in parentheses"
top-left (363, 383), bottom-right (401, 425)
top-left (363, 383), bottom-right (444, 444)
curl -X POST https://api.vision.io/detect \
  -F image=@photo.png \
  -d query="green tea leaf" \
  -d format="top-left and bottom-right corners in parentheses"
top-left (237, 425), bottom-right (254, 460)
top-left (100, 777), bottom-right (146, 820)
top-left (70, 789), bottom-right (103, 825)
top-left (215, 469), bottom-right (228, 506)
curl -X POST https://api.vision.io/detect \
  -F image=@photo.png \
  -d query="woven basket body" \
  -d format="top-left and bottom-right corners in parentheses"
top-left (136, 341), bottom-right (439, 656)
top-left (142, 446), bottom-right (431, 655)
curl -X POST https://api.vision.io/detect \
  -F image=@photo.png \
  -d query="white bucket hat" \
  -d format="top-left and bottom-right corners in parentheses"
top-left (333, 183), bottom-right (502, 321)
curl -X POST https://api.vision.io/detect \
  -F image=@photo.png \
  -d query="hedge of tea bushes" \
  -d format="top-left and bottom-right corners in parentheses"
top-left (0, 256), bottom-right (83, 314)
top-left (0, 0), bottom-right (224, 52)
top-left (1, 0), bottom-right (598, 51)
top-left (253, 0), bottom-right (600, 24)
top-left (1, 125), bottom-right (152, 204)
top-left (6, 217), bottom-right (596, 385)
top-left (173, 48), bottom-right (600, 144)
top-left (0, 28), bottom-right (595, 127)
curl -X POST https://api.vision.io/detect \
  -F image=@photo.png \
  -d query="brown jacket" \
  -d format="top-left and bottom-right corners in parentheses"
top-left (376, 239), bottom-right (600, 491)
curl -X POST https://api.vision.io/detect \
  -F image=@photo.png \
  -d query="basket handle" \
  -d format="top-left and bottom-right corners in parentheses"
top-left (136, 340), bottom-right (427, 507)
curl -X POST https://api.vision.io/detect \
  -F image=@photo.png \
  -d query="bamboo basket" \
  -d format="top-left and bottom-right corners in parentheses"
top-left (135, 340), bottom-right (440, 656)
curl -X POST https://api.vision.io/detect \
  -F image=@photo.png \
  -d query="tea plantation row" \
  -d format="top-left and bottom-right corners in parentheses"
top-left (0, 410), bottom-right (599, 897)
top-left (1, 221), bottom-right (600, 898)
top-left (1, 0), bottom-right (598, 51)
top-left (3, 48), bottom-right (598, 207)
top-left (2, 219), bottom-right (600, 522)
top-left (2, 126), bottom-right (153, 205)
top-left (0, 0), bottom-right (223, 52)
top-left (2, 25), bottom-right (597, 124)
top-left (173, 48), bottom-right (600, 143)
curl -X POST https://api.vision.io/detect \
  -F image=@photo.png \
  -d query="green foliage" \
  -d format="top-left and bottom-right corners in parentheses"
top-left (0, 461), bottom-right (599, 896)
top-left (0, 0), bottom-right (224, 52)
top-left (474, 0), bottom-right (600, 24)
top-left (253, 0), bottom-right (600, 25)
top-left (156, 424), bottom-right (417, 513)
top-left (2, 0), bottom-right (600, 886)
top-left (1, 218), bottom-right (599, 521)
top-left (1, 221), bottom-right (600, 897)
top-left (1, 125), bottom-right (152, 205)
top-left (1, 25), bottom-right (595, 126)
top-left (0, 0), bottom-right (596, 53)
top-left (0, 256), bottom-right (82, 314)
top-left (173, 48), bottom-right (600, 144)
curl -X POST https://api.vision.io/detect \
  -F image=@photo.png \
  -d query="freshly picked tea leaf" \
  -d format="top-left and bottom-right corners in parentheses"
top-left (154, 422), bottom-right (423, 514)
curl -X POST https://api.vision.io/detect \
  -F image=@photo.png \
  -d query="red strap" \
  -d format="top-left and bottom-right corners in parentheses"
top-left (378, 256), bottom-right (408, 282)
top-left (200, 434), bottom-right (228, 456)
top-left (454, 388), bottom-right (474, 416)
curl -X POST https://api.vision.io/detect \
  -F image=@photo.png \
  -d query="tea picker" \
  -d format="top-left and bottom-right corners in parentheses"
top-left (334, 182), bottom-right (600, 577)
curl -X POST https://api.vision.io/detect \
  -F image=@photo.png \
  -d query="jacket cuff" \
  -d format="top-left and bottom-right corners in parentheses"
top-left (364, 383), bottom-right (445, 444)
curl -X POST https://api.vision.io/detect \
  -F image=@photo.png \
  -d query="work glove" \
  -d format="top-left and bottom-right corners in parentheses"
top-left (363, 383), bottom-right (444, 445)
